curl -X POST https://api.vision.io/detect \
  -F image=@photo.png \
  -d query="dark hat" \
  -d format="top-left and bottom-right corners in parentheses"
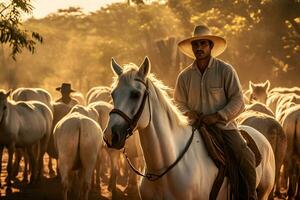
top-left (56, 83), bottom-right (76, 93)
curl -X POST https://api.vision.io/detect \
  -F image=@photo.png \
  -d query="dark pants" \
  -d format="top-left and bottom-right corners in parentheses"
top-left (222, 129), bottom-right (257, 200)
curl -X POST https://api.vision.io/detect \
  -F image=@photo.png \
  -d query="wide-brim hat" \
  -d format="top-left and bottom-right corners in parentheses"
top-left (178, 25), bottom-right (227, 58)
top-left (56, 83), bottom-right (75, 93)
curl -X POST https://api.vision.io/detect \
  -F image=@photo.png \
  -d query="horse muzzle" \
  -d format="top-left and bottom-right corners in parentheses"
top-left (104, 126), bottom-right (126, 150)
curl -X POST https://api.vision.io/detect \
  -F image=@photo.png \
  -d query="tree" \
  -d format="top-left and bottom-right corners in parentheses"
top-left (0, 0), bottom-right (42, 60)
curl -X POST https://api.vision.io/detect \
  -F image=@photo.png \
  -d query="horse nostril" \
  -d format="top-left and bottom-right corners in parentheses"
top-left (112, 132), bottom-right (120, 145)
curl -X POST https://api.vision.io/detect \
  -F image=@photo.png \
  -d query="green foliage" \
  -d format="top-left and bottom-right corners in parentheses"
top-left (1, 0), bottom-right (299, 92)
top-left (0, 0), bottom-right (42, 60)
top-left (168, 0), bottom-right (300, 87)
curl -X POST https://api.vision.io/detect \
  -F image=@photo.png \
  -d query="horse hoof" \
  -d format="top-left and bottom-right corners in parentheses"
top-left (49, 170), bottom-right (55, 178)
top-left (22, 178), bottom-right (29, 183)
top-left (6, 187), bottom-right (12, 195)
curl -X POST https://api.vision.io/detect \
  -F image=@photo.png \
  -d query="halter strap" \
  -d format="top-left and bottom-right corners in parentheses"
top-left (109, 78), bottom-right (150, 138)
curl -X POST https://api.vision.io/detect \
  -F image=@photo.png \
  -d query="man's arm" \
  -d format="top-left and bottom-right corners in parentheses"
top-left (174, 73), bottom-right (191, 114)
top-left (217, 66), bottom-right (245, 123)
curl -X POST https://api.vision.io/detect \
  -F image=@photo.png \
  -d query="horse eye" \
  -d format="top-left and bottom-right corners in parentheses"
top-left (3, 105), bottom-right (6, 110)
top-left (130, 91), bottom-right (141, 99)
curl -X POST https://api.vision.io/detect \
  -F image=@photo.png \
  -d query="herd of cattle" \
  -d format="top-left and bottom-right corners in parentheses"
top-left (0, 80), bottom-right (299, 200)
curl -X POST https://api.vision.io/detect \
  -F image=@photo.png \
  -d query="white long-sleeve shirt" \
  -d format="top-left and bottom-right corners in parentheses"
top-left (173, 57), bottom-right (245, 130)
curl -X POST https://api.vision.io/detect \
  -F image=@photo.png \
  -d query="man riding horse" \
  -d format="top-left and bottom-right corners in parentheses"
top-left (174, 25), bottom-right (257, 200)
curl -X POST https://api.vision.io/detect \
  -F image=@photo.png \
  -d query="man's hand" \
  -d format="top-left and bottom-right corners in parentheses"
top-left (202, 113), bottom-right (221, 126)
top-left (184, 111), bottom-right (200, 125)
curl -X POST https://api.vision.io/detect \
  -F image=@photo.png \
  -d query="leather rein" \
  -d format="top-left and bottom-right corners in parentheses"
top-left (109, 78), bottom-right (195, 181)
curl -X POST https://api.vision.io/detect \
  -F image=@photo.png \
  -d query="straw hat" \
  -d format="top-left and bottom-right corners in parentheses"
top-left (56, 83), bottom-right (75, 93)
top-left (178, 25), bottom-right (227, 58)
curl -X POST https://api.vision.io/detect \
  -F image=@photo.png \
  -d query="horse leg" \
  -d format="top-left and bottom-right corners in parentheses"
top-left (96, 155), bottom-right (101, 190)
top-left (6, 145), bottom-right (15, 194)
top-left (61, 170), bottom-right (72, 200)
top-left (37, 134), bottom-right (50, 181)
top-left (295, 167), bottom-right (300, 200)
top-left (287, 158), bottom-right (299, 200)
top-left (110, 155), bottom-right (118, 200)
top-left (48, 156), bottom-right (55, 177)
top-left (22, 149), bottom-right (29, 183)
top-left (11, 149), bottom-right (22, 180)
top-left (79, 168), bottom-right (92, 200)
top-left (27, 146), bottom-right (37, 184)
top-left (279, 161), bottom-right (289, 198)
top-left (0, 145), bottom-right (3, 188)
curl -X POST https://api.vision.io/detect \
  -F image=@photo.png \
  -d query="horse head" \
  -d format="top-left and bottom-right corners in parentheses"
top-left (103, 57), bottom-right (151, 149)
top-left (0, 90), bottom-right (11, 123)
top-left (249, 80), bottom-right (270, 104)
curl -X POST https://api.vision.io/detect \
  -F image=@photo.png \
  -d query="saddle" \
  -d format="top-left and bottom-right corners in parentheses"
top-left (198, 125), bottom-right (262, 200)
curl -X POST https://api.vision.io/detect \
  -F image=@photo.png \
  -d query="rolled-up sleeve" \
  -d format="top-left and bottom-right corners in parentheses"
top-left (217, 66), bottom-right (245, 122)
top-left (174, 73), bottom-right (191, 114)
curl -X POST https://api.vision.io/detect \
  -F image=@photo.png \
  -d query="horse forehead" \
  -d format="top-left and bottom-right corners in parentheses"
top-left (116, 79), bottom-right (140, 92)
top-left (254, 87), bottom-right (267, 93)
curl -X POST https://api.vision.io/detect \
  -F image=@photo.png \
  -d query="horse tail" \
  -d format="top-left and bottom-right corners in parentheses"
top-left (72, 121), bottom-right (82, 170)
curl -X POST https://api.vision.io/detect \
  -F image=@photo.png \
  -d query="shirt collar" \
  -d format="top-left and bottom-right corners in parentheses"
top-left (191, 56), bottom-right (215, 70)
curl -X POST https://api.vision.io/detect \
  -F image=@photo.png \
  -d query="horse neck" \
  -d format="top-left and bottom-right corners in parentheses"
top-left (0, 101), bottom-right (13, 132)
top-left (138, 87), bottom-right (190, 172)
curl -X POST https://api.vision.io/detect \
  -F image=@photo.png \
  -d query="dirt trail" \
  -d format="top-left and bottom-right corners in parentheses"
top-left (0, 150), bottom-right (140, 200)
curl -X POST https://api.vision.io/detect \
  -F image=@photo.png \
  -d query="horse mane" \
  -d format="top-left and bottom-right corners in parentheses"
top-left (111, 63), bottom-right (188, 126)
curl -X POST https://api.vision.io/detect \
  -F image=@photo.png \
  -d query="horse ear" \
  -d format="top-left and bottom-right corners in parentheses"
top-left (5, 90), bottom-right (12, 98)
top-left (138, 56), bottom-right (151, 79)
top-left (111, 58), bottom-right (123, 76)
top-left (249, 81), bottom-right (254, 92)
top-left (263, 80), bottom-right (270, 92)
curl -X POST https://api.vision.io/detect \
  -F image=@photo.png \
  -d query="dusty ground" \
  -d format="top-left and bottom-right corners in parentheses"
top-left (0, 150), bottom-right (140, 200)
top-left (0, 149), bottom-right (287, 200)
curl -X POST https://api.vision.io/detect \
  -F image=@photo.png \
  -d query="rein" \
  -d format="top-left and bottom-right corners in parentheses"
top-left (123, 127), bottom-right (196, 181)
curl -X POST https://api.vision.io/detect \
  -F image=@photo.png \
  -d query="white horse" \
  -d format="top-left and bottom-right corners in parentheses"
top-left (248, 80), bottom-right (270, 104)
top-left (12, 87), bottom-right (53, 111)
top-left (71, 92), bottom-right (85, 105)
top-left (46, 102), bottom-right (74, 176)
top-left (11, 87), bottom-right (53, 181)
top-left (237, 110), bottom-right (286, 197)
top-left (54, 111), bottom-right (102, 200)
top-left (281, 105), bottom-right (300, 199)
top-left (104, 57), bottom-right (275, 200)
top-left (86, 86), bottom-right (111, 105)
top-left (0, 90), bottom-right (53, 192)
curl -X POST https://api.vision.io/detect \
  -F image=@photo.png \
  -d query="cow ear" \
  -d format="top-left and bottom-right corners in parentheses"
top-left (111, 58), bottom-right (123, 76)
top-left (137, 56), bottom-right (151, 79)
top-left (263, 80), bottom-right (270, 92)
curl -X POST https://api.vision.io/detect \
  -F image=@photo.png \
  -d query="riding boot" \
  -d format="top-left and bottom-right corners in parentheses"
top-left (239, 145), bottom-right (258, 200)
top-left (221, 129), bottom-right (258, 200)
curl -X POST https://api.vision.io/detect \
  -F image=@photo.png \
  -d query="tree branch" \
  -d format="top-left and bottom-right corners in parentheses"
top-left (288, 18), bottom-right (300, 36)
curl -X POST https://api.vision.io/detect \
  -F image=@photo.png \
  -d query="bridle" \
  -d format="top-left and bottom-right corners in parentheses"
top-left (108, 77), bottom-right (195, 181)
top-left (109, 78), bottom-right (151, 139)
